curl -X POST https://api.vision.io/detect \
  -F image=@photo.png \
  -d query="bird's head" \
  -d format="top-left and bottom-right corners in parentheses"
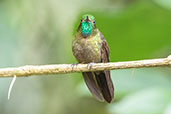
top-left (77, 14), bottom-right (97, 38)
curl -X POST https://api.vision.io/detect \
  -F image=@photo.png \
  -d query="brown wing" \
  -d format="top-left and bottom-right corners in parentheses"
top-left (94, 33), bottom-right (114, 103)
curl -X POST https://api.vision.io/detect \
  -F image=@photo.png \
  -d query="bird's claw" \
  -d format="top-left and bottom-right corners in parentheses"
top-left (87, 62), bottom-right (95, 70)
top-left (71, 63), bottom-right (78, 71)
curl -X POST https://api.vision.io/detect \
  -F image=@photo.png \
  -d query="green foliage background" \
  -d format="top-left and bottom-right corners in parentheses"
top-left (0, 0), bottom-right (171, 114)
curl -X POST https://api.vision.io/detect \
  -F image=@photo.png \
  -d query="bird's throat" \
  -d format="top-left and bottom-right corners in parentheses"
top-left (81, 21), bottom-right (92, 38)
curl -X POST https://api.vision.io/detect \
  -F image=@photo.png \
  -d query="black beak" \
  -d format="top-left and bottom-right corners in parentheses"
top-left (86, 16), bottom-right (89, 22)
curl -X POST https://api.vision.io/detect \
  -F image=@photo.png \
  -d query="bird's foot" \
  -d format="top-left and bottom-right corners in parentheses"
top-left (71, 63), bottom-right (78, 71)
top-left (87, 62), bottom-right (95, 70)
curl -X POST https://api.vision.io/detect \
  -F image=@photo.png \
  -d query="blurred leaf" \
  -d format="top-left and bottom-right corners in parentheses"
top-left (109, 87), bottom-right (171, 114)
top-left (94, 1), bottom-right (171, 61)
top-left (154, 0), bottom-right (171, 10)
top-left (164, 104), bottom-right (171, 114)
top-left (111, 68), bottom-right (171, 98)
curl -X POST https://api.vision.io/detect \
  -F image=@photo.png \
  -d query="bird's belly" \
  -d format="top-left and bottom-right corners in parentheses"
top-left (72, 39), bottom-right (101, 63)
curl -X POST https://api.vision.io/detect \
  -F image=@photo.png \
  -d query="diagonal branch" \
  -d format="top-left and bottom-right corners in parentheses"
top-left (0, 55), bottom-right (171, 78)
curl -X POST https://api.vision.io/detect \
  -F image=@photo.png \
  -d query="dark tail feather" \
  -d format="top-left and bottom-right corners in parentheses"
top-left (95, 71), bottom-right (114, 103)
top-left (82, 72), bottom-right (104, 101)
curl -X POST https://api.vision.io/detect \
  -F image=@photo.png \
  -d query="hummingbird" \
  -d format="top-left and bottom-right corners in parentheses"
top-left (72, 14), bottom-right (114, 103)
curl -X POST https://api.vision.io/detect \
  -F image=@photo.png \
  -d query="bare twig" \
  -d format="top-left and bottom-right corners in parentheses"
top-left (0, 55), bottom-right (171, 78)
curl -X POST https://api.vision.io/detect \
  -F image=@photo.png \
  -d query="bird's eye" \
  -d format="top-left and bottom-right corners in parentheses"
top-left (81, 19), bottom-right (83, 22)
top-left (93, 20), bottom-right (95, 24)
